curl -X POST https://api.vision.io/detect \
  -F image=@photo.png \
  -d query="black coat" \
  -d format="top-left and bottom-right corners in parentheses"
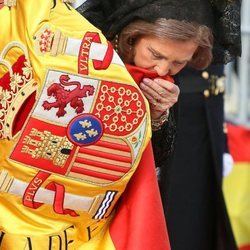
top-left (158, 65), bottom-right (237, 250)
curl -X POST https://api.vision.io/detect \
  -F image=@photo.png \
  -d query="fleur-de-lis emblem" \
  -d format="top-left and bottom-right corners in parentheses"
top-left (67, 114), bottom-right (103, 146)
top-left (10, 73), bottom-right (22, 91)
top-left (0, 89), bottom-right (11, 109)
top-left (22, 60), bottom-right (32, 78)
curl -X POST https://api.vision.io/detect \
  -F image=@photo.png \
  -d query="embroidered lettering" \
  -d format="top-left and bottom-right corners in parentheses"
top-left (48, 225), bottom-right (74, 250)
top-left (24, 178), bottom-right (44, 203)
top-left (78, 34), bottom-right (94, 75)
top-left (25, 177), bottom-right (43, 199)
top-left (0, 226), bottom-right (74, 249)
top-left (23, 171), bottom-right (50, 208)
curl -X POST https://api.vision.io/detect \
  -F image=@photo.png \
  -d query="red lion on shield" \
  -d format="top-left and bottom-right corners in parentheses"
top-left (43, 74), bottom-right (95, 117)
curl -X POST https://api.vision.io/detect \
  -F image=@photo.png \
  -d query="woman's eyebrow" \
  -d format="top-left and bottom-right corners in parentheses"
top-left (148, 46), bottom-right (167, 59)
top-left (174, 59), bottom-right (189, 64)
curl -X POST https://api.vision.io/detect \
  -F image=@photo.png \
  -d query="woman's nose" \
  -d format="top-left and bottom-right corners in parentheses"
top-left (155, 61), bottom-right (171, 76)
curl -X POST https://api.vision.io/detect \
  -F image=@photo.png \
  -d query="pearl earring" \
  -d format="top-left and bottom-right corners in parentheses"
top-left (114, 34), bottom-right (119, 53)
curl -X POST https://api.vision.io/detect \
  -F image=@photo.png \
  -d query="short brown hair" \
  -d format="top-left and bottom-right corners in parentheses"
top-left (115, 18), bottom-right (213, 70)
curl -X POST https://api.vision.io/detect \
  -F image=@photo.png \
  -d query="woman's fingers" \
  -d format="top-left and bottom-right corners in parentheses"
top-left (140, 77), bottom-right (180, 112)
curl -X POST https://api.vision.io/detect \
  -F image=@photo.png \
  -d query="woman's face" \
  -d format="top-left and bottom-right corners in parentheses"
top-left (133, 35), bottom-right (198, 76)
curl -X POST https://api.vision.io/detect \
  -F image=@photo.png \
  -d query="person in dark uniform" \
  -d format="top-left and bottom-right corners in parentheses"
top-left (76, 1), bottom-right (242, 249)
top-left (159, 64), bottom-right (238, 250)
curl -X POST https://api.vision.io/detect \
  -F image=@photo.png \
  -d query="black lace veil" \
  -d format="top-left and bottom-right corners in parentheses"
top-left (77, 0), bottom-right (242, 64)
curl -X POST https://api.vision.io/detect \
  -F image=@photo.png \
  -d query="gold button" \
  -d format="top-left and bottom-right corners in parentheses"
top-left (203, 89), bottom-right (210, 97)
top-left (214, 88), bottom-right (219, 95)
top-left (202, 71), bottom-right (209, 80)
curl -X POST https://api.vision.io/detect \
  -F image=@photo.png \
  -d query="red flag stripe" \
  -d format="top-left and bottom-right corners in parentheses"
top-left (94, 139), bottom-right (131, 152)
top-left (74, 157), bottom-right (130, 173)
top-left (227, 123), bottom-right (250, 162)
top-left (77, 153), bottom-right (131, 168)
top-left (87, 145), bottom-right (131, 157)
top-left (73, 162), bottom-right (125, 176)
top-left (78, 147), bottom-right (132, 163)
top-left (70, 166), bottom-right (121, 181)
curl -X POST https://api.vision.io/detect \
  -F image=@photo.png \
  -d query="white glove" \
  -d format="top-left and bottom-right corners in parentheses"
top-left (223, 152), bottom-right (234, 176)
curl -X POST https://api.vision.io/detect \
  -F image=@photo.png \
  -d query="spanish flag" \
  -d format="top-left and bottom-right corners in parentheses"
top-left (223, 123), bottom-right (250, 250)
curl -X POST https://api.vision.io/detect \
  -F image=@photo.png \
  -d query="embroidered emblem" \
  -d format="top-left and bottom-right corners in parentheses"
top-left (7, 69), bottom-right (147, 217)
top-left (42, 74), bottom-right (95, 117)
top-left (34, 70), bottom-right (98, 124)
top-left (0, 41), bottom-right (37, 140)
top-left (93, 81), bottom-right (146, 136)
top-left (34, 26), bottom-right (54, 55)
top-left (8, 70), bottom-right (146, 184)
top-left (10, 118), bottom-right (75, 174)
top-left (21, 126), bottom-right (73, 167)
top-left (67, 114), bottom-right (103, 146)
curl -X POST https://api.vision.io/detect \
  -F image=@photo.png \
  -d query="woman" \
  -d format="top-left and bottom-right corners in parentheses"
top-left (116, 18), bottom-right (212, 116)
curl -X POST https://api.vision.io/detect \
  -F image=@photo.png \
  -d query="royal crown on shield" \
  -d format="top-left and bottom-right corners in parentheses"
top-left (34, 26), bottom-right (54, 54)
top-left (0, 41), bottom-right (38, 140)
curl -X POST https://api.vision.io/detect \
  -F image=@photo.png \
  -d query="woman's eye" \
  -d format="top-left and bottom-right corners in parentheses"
top-left (152, 52), bottom-right (162, 59)
top-left (149, 48), bottom-right (164, 59)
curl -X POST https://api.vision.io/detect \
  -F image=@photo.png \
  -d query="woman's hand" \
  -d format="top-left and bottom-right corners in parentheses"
top-left (139, 77), bottom-right (180, 119)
